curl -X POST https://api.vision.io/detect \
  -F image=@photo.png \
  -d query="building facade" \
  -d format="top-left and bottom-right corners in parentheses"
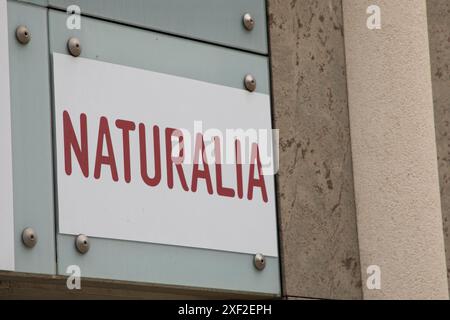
top-left (1, 0), bottom-right (450, 300)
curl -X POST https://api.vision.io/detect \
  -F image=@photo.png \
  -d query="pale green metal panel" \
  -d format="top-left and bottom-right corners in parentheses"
top-left (18, 0), bottom-right (268, 54)
top-left (49, 8), bottom-right (279, 295)
top-left (58, 235), bottom-right (280, 295)
top-left (48, 10), bottom-right (270, 95)
top-left (8, 0), bottom-right (56, 274)
top-left (19, 0), bottom-right (46, 6)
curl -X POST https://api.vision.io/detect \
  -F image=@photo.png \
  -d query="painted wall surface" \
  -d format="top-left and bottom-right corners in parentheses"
top-left (267, 0), bottom-right (362, 299)
top-left (428, 0), bottom-right (450, 294)
top-left (343, 0), bottom-right (448, 299)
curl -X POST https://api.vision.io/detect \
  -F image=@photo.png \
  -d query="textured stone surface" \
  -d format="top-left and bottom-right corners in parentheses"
top-left (428, 0), bottom-right (450, 291)
top-left (267, 0), bottom-right (362, 299)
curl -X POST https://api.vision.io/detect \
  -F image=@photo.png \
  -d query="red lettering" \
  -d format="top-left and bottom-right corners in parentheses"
top-left (139, 124), bottom-right (161, 187)
top-left (247, 143), bottom-right (268, 203)
top-left (62, 112), bottom-right (270, 204)
top-left (165, 128), bottom-right (189, 191)
top-left (115, 119), bottom-right (136, 183)
top-left (63, 110), bottom-right (89, 177)
top-left (214, 137), bottom-right (234, 198)
top-left (191, 133), bottom-right (213, 194)
top-left (235, 139), bottom-right (244, 199)
top-left (94, 117), bottom-right (119, 182)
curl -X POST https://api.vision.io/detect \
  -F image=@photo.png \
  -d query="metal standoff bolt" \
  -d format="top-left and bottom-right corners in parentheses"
top-left (244, 74), bottom-right (256, 92)
top-left (254, 253), bottom-right (266, 271)
top-left (22, 227), bottom-right (37, 248)
top-left (67, 37), bottom-right (82, 57)
top-left (75, 234), bottom-right (90, 254)
top-left (243, 13), bottom-right (255, 31)
top-left (16, 25), bottom-right (31, 45)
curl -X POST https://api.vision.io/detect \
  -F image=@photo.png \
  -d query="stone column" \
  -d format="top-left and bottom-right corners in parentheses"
top-left (343, 0), bottom-right (448, 299)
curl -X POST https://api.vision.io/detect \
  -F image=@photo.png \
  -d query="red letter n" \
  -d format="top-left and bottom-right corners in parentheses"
top-left (63, 110), bottom-right (89, 177)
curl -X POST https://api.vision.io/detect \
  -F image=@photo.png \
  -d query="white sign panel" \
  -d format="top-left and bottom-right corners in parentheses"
top-left (53, 53), bottom-right (278, 257)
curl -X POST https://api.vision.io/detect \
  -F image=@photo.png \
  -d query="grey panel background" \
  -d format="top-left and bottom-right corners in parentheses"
top-left (8, 1), bottom-right (56, 274)
top-left (428, 0), bottom-right (450, 294)
top-left (49, 10), bottom-right (270, 95)
top-left (18, 0), bottom-right (46, 6)
top-left (48, 9), bottom-right (279, 294)
top-left (267, 0), bottom-right (362, 299)
top-left (58, 235), bottom-right (280, 295)
top-left (18, 0), bottom-right (268, 54)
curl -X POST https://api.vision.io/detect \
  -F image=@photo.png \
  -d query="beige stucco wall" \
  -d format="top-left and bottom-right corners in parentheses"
top-left (343, 0), bottom-right (449, 299)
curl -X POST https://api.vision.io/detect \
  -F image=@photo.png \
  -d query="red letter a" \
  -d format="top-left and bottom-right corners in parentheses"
top-left (191, 133), bottom-right (213, 194)
top-left (247, 143), bottom-right (268, 203)
top-left (94, 117), bottom-right (119, 182)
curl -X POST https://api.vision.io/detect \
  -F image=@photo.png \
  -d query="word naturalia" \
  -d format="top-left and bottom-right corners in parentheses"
top-left (62, 111), bottom-right (269, 203)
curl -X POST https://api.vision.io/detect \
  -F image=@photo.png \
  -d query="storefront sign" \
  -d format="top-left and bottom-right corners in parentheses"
top-left (53, 53), bottom-right (278, 257)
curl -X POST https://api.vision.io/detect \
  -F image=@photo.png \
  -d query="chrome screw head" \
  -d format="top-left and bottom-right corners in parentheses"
top-left (67, 37), bottom-right (82, 57)
top-left (75, 234), bottom-right (90, 254)
top-left (244, 74), bottom-right (257, 92)
top-left (16, 25), bottom-right (31, 45)
top-left (243, 13), bottom-right (255, 31)
top-left (22, 227), bottom-right (37, 248)
top-left (254, 253), bottom-right (266, 271)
